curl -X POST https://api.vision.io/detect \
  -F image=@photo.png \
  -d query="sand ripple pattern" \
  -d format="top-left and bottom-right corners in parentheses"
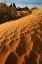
top-left (0, 14), bottom-right (42, 64)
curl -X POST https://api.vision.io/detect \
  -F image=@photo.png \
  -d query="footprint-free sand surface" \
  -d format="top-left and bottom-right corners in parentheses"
top-left (0, 14), bottom-right (42, 64)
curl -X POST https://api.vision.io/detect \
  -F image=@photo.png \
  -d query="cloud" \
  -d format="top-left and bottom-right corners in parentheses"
top-left (15, 1), bottom-right (42, 8)
top-left (0, 0), bottom-right (42, 7)
top-left (16, 4), bottom-right (41, 8)
top-left (28, 4), bottom-right (41, 8)
top-left (0, 0), bottom-right (2, 2)
top-left (1, 0), bottom-right (42, 3)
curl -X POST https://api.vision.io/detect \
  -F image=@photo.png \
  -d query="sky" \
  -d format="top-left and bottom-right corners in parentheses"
top-left (0, 0), bottom-right (42, 8)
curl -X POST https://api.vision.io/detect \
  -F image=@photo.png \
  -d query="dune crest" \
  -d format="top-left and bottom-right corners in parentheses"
top-left (0, 14), bottom-right (42, 64)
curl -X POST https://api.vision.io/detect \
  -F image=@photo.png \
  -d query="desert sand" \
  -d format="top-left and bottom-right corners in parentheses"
top-left (0, 14), bottom-right (42, 64)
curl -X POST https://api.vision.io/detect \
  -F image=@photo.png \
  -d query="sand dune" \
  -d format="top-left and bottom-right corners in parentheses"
top-left (0, 14), bottom-right (42, 64)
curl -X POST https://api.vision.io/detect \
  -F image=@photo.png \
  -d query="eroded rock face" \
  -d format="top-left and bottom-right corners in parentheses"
top-left (5, 52), bottom-right (18, 64)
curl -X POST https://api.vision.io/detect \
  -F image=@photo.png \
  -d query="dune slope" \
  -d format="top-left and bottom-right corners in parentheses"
top-left (0, 14), bottom-right (42, 64)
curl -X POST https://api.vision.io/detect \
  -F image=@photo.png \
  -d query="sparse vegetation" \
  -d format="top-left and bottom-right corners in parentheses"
top-left (0, 2), bottom-right (17, 24)
top-left (32, 6), bottom-right (42, 16)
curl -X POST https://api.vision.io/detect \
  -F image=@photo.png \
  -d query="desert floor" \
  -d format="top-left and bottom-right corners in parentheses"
top-left (0, 14), bottom-right (42, 64)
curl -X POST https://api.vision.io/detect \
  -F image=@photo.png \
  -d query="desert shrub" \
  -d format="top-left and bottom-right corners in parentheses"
top-left (0, 2), bottom-right (17, 23)
top-left (0, 7), bottom-right (11, 21)
top-left (10, 7), bottom-right (17, 19)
